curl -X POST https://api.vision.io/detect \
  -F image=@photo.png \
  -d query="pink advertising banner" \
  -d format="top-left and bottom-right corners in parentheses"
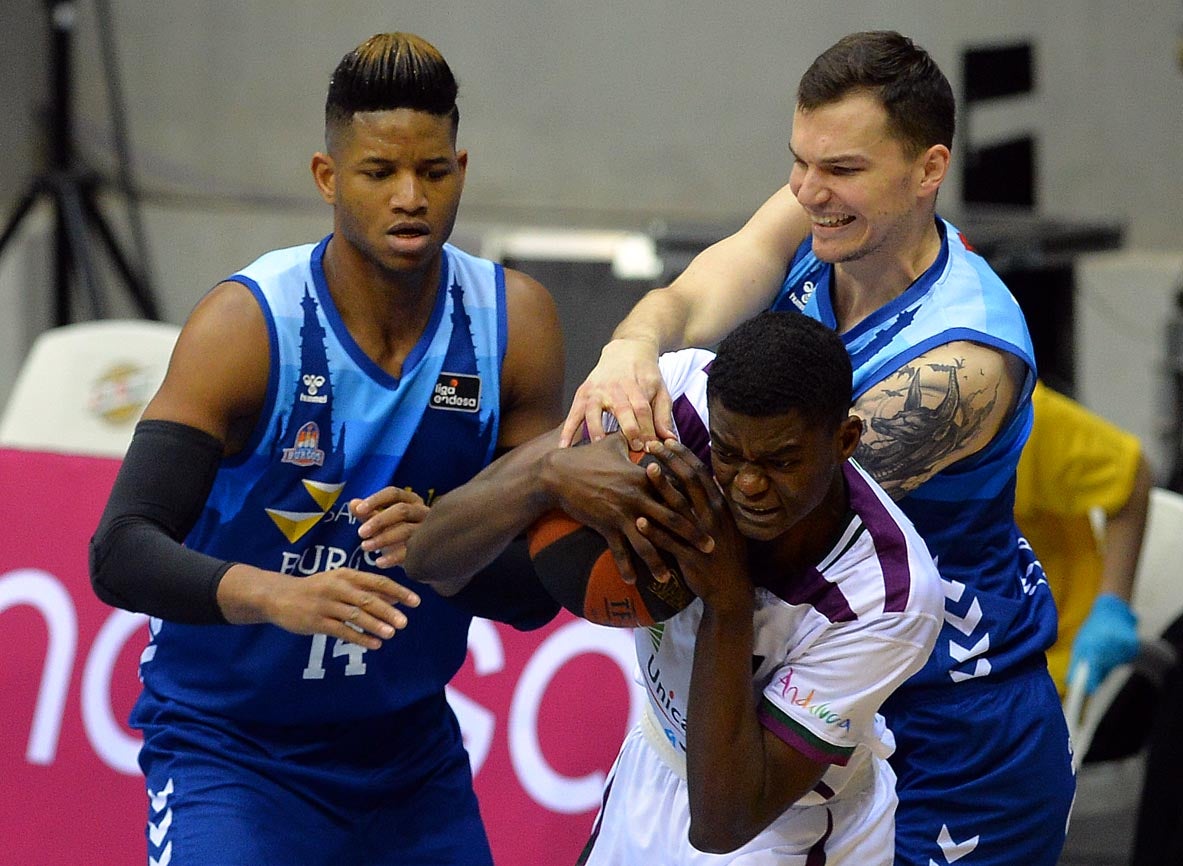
top-left (1, 448), bottom-right (640, 865)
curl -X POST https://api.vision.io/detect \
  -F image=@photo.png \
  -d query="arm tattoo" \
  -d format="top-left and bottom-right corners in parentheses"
top-left (855, 359), bottom-right (999, 498)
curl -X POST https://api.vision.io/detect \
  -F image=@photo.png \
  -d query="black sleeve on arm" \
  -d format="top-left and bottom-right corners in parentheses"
top-left (444, 536), bottom-right (560, 631)
top-left (89, 419), bottom-right (234, 624)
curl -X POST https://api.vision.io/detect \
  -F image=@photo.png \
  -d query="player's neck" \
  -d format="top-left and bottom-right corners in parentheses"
top-left (831, 220), bottom-right (942, 333)
top-left (322, 238), bottom-right (442, 378)
top-left (751, 474), bottom-right (850, 578)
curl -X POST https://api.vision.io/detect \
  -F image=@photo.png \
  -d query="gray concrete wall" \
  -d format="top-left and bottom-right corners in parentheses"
top-left (2, 1), bottom-right (1181, 449)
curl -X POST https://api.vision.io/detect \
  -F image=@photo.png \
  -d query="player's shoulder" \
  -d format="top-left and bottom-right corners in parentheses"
top-left (501, 264), bottom-right (555, 304)
top-left (826, 462), bottom-right (944, 615)
top-left (938, 218), bottom-right (1018, 300)
top-left (188, 278), bottom-right (266, 336)
top-left (233, 240), bottom-right (321, 284)
top-left (471, 243), bottom-right (558, 315)
top-left (443, 243), bottom-right (559, 334)
top-left (905, 336), bottom-right (1015, 374)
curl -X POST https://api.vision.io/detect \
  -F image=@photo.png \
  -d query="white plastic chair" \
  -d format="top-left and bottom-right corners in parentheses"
top-left (1063, 487), bottom-right (1183, 768)
top-left (1127, 488), bottom-right (1183, 643)
top-left (1058, 488), bottom-right (1183, 864)
top-left (0, 319), bottom-right (179, 458)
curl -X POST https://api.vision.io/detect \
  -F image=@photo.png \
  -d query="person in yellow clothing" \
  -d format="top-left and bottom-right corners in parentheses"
top-left (1014, 381), bottom-right (1153, 696)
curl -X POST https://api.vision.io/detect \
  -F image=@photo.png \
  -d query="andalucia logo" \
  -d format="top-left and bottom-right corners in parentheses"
top-left (265, 479), bottom-right (346, 543)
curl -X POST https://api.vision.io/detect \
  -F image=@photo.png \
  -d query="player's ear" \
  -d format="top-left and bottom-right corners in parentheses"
top-left (311, 152), bottom-right (336, 205)
top-left (917, 143), bottom-right (949, 195)
top-left (455, 148), bottom-right (468, 191)
top-left (836, 414), bottom-right (863, 461)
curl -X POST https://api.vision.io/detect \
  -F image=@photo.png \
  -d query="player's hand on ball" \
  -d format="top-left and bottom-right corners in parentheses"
top-left (558, 338), bottom-right (677, 450)
top-left (638, 439), bottom-right (750, 611)
top-left (541, 433), bottom-right (712, 585)
top-left (528, 440), bottom-right (702, 628)
top-left (351, 486), bottom-right (430, 568)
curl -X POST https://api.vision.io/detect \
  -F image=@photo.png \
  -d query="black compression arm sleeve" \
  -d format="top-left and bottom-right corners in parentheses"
top-left (445, 537), bottom-right (560, 631)
top-left (89, 419), bottom-right (233, 624)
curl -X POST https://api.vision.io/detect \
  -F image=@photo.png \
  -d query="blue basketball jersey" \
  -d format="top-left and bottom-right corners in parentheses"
top-left (772, 218), bottom-right (1057, 688)
top-left (134, 236), bottom-right (507, 724)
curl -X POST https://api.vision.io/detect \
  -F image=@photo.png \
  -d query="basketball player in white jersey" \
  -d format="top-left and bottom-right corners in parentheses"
top-left (407, 311), bottom-right (944, 863)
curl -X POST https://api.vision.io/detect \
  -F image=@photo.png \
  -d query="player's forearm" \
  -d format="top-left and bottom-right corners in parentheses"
top-left (403, 431), bottom-right (558, 594)
top-left (89, 420), bottom-right (233, 624)
top-left (609, 286), bottom-right (694, 355)
top-left (685, 604), bottom-right (772, 854)
top-left (214, 563), bottom-right (297, 624)
top-left (612, 235), bottom-right (781, 355)
top-left (1100, 454), bottom-right (1153, 600)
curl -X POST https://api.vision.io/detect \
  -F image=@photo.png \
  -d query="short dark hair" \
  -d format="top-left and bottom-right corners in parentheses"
top-left (325, 32), bottom-right (459, 147)
top-left (707, 310), bottom-right (852, 428)
top-left (797, 30), bottom-right (954, 155)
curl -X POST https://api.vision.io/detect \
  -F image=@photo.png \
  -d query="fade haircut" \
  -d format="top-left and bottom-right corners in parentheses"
top-left (707, 310), bottom-right (852, 429)
top-left (797, 30), bottom-right (954, 156)
top-left (325, 32), bottom-right (459, 149)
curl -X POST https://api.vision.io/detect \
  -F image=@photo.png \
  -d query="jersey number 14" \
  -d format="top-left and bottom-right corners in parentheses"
top-left (301, 633), bottom-right (367, 679)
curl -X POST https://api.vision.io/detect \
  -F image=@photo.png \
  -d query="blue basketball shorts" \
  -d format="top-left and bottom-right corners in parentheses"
top-left (883, 660), bottom-right (1075, 866)
top-left (133, 691), bottom-right (493, 865)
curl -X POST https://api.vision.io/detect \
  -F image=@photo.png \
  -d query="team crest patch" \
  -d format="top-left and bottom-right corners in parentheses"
top-left (281, 421), bottom-right (326, 466)
top-left (430, 372), bottom-right (481, 412)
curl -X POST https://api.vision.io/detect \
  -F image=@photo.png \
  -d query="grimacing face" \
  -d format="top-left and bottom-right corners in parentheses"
top-left (788, 90), bottom-right (933, 267)
top-left (708, 401), bottom-right (853, 545)
top-left (313, 108), bottom-right (467, 278)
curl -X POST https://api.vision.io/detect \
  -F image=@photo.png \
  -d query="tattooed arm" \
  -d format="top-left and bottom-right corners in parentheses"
top-left (853, 341), bottom-right (1026, 500)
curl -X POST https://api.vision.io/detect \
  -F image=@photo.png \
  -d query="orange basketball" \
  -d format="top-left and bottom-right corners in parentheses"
top-left (526, 451), bottom-right (696, 627)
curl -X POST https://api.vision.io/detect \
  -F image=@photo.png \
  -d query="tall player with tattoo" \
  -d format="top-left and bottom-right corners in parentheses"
top-left (88, 33), bottom-right (564, 864)
top-left (560, 31), bottom-right (1073, 866)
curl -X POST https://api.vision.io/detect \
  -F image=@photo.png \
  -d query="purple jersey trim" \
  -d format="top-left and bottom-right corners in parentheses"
top-left (672, 357), bottom-right (712, 463)
top-left (672, 394), bottom-right (711, 464)
top-left (805, 809), bottom-right (834, 866)
top-left (813, 779), bottom-right (836, 799)
top-left (758, 699), bottom-right (854, 766)
top-left (843, 463), bottom-right (912, 613)
top-left (761, 558), bottom-right (858, 624)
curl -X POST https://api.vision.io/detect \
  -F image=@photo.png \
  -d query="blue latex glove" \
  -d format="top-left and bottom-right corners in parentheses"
top-left (1068, 593), bottom-right (1139, 694)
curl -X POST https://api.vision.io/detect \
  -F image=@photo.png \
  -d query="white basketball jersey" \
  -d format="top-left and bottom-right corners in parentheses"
top-left (636, 349), bottom-right (944, 805)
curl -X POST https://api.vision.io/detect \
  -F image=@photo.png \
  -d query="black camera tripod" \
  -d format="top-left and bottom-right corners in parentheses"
top-left (0, 0), bottom-right (158, 325)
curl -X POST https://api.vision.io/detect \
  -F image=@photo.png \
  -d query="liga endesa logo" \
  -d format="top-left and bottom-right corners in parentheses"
top-left (430, 373), bottom-right (481, 412)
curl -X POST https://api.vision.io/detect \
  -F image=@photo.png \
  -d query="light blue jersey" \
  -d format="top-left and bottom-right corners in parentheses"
top-left (773, 217), bottom-right (1054, 688)
top-left (772, 218), bottom-right (1073, 866)
top-left (134, 236), bottom-right (507, 725)
top-left (131, 237), bottom-right (503, 865)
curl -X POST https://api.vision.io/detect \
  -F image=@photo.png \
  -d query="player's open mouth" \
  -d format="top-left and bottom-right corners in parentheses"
top-left (734, 502), bottom-right (780, 520)
top-left (389, 224), bottom-right (430, 238)
top-left (386, 225), bottom-right (432, 253)
top-left (812, 214), bottom-right (855, 228)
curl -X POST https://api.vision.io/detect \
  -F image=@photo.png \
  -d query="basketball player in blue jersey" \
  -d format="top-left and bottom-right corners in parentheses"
top-left (557, 30), bottom-right (1074, 866)
top-left (89, 32), bottom-right (564, 865)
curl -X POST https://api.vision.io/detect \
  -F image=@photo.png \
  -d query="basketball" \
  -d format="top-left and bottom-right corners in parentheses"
top-left (526, 451), bottom-right (696, 628)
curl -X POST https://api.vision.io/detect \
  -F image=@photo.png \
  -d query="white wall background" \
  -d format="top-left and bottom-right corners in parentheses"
top-left (2, 0), bottom-right (1182, 467)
